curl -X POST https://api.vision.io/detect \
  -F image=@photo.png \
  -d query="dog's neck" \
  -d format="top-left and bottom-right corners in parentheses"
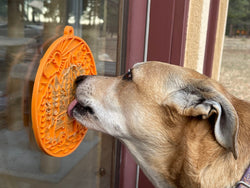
top-left (191, 98), bottom-right (250, 188)
top-left (122, 139), bottom-right (174, 188)
top-left (122, 98), bottom-right (250, 188)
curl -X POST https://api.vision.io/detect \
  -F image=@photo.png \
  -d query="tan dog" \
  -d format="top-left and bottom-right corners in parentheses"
top-left (68, 61), bottom-right (250, 188)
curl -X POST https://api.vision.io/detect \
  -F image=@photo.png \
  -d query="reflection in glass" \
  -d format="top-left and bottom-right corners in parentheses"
top-left (0, 0), bottom-right (119, 187)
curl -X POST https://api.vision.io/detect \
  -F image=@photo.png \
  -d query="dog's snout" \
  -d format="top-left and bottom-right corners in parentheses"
top-left (75, 75), bottom-right (88, 86)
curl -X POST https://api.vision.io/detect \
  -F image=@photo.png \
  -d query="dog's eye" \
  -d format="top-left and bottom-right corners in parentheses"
top-left (122, 69), bottom-right (133, 81)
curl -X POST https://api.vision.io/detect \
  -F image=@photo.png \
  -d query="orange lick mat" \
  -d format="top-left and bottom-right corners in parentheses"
top-left (32, 26), bottom-right (96, 157)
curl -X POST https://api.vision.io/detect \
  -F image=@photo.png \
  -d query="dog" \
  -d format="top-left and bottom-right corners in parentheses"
top-left (68, 61), bottom-right (250, 188)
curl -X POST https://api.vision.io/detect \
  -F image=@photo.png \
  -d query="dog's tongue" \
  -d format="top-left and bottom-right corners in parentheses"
top-left (67, 99), bottom-right (78, 118)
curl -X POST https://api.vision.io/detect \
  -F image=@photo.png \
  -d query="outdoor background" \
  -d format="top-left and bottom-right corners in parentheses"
top-left (220, 0), bottom-right (250, 101)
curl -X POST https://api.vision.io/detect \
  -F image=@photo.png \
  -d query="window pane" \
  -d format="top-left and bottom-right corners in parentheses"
top-left (0, 0), bottom-right (120, 187)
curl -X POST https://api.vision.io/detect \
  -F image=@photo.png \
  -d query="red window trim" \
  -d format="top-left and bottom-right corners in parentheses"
top-left (119, 1), bottom-right (148, 187)
top-left (120, 0), bottom-right (190, 187)
top-left (203, 0), bottom-right (220, 77)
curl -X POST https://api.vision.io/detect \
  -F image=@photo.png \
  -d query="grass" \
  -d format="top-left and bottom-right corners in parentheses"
top-left (219, 37), bottom-right (250, 101)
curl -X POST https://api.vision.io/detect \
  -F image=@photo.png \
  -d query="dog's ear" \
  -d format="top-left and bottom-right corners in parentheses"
top-left (164, 84), bottom-right (239, 159)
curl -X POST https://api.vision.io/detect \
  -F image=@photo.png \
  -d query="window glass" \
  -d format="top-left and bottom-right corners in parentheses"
top-left (0, 0), bottom-right (120, 187)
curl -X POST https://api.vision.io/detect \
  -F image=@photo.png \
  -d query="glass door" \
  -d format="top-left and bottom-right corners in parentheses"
top-left (0, 0), bottom-right (121, 187)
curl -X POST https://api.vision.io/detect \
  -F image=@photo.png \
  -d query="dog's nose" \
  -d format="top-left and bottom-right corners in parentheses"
top-left (75, 75), bottom-right (88, 86)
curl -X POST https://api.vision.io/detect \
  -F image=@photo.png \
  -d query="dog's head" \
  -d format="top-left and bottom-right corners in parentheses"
top-left (68, 61), bottom-right (239, 161)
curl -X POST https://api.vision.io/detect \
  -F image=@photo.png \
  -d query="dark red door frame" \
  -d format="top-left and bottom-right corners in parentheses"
top-left (147, 0), bottom-right (175, 63)
top-left (120, 0), bottom-right (190, 188)
top-left (138, 1), bottom-right (190, 187)
top-left (120, 0), bottom-right (190, 187)
top-left (125, 0), bottom-right (148, 71)
top-left (119, 1), bottom-right (148, 188)
top-left (170, 0), bottom-right (190, 66)
top-left (147, 0), bottom-right (190, 66)
top-left (119, 0), bottom-right (220, 187)
top-left (203, 0), bottom-right (220, 77)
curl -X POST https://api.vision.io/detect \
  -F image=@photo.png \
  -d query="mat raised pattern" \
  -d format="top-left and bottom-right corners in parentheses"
top-left (32, 26), bottom-right (96, 157)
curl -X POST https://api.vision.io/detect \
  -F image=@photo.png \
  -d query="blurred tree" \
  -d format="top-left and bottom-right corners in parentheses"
top-left (44, 0), bottom-right (66, 24)
top-left (106, 0), bottom-right (119, 36)
top-left (8, 0), bottom-right (24, 37)
top-left (0, 0), bottom-right (7, 20)
top-left (226, 0), bottom-right (250, 36)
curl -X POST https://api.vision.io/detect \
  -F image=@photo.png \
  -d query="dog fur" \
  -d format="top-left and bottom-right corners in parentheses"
top-left (69, 61), bottom-right (250, 188)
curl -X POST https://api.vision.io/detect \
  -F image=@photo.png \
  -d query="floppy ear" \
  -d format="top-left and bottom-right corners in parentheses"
top-left (164, 85), bottom-right (239, 159)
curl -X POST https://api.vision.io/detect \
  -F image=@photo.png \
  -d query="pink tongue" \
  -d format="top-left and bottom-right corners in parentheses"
top-left (67, 99), bottom-right (78, 118)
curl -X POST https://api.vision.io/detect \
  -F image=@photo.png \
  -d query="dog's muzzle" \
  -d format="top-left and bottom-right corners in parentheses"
top-left (67, 99), bottom-right (94, 118)
top-left (67, 99), bottom-right (78, 118)
top-left (75, 75), bottom-right (88, 86)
